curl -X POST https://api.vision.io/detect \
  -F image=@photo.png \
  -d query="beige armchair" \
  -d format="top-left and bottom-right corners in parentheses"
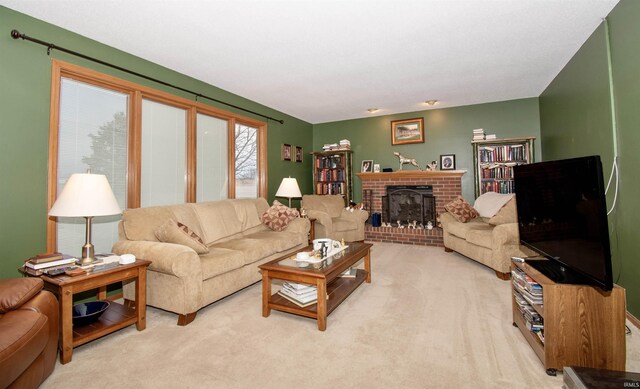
top-left (301, 195), bottom-right (369, 242)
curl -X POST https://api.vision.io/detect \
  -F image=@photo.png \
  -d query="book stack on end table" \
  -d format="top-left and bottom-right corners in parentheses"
top-left (23, 252), bottom-right (78, 276)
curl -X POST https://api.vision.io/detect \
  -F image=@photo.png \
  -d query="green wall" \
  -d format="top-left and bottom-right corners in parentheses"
top-left (0, 6), bottom-right (313, 279)
top-left (313, 99), bottom-right (541, 202)
top-left (539, 0), bottom-right (640, 317)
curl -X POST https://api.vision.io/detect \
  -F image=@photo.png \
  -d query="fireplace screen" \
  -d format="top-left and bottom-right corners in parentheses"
top-left (382, 185), bottom-right (435, 227)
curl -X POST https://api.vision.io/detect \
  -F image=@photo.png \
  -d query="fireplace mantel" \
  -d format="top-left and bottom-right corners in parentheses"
top-left (357, 170), bottom-right (466, 181)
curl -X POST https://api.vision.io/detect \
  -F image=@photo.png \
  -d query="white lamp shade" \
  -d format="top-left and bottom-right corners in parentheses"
top-left (275, 177), bottom-right (302, 199)
top-left (49, 173), bottom-right (122, 217)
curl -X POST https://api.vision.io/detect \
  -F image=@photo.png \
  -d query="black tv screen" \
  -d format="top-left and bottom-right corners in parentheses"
top-left (513, 155), bottom-right (613, 291)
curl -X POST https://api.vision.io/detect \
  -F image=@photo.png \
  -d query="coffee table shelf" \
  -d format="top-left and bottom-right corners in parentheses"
top-left (269, 269), bottom-right (367, 317)
top-left (260, 242), bottom-right (372, 331)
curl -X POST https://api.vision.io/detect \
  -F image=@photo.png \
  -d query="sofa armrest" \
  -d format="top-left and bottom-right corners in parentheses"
top-left (491, 222), bottom-right (520, 246)
top-left (0, 278), bottom-right (44, 313)
top-left (112, 240), bottom-right (203, 280)
top-left (306, 210), bottom-right (333, 230)
top-left (285, 217), bottom-right (311, 234)
top-left (340, 208), bottom-right (369, 223)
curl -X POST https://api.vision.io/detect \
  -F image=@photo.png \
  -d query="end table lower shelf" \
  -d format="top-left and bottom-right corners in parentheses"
top-left (38, 259), bottom-right (151, 364)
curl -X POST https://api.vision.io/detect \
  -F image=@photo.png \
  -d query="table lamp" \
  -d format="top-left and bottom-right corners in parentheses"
top-left (48, 172), bottom-right (122, 265)
top-left (275, 177), bottom-right (302, 208)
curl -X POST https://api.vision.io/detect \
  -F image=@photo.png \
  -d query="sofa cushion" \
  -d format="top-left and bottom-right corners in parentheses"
top-left (487, 197), bottom-right (518, 225)
top-left (444, 196), bottom-right (479, 223)
top-left (332, 217), bottom-right (358, 232)
top-left (210, 238), bottom-right (280, 265)
top-left (302, 195), bottom-right (344, 218)
top-left (443, 216), bottom-right (491, 240)
top-left (199, 248), bottom-right (245, 280)
top-left (473, 192), bottom-right (514, 218)
top-left (122, 206), bottom-right (175, 241)
top-left (466, 227), bottom-right (494, 249)
top-left (231, 199), bottom-right (264, 230)
top-left (244, 230), bottom-right (307, 252)
top-left (193, 201), bottom-right (243, 245)
top-left (154, 219), bottom-right (209, 254)
top-left (261, 200), bottom-right (300, 232)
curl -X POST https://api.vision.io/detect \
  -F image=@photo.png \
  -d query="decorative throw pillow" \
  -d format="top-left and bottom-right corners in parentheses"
top-left (261, 200), bottom-right (300, 231)
top-left (444, 195), bottom-right (479, 223)
top-left (154, 219), bottom-right (209, 254)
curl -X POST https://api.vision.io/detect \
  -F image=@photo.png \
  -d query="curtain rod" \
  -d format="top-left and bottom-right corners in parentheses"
top-left (10, 29), bottom-right (285, 124)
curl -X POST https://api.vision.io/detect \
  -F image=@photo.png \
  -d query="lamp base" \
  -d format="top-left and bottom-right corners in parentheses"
top-left (80, 242), bottom-right (95, 266)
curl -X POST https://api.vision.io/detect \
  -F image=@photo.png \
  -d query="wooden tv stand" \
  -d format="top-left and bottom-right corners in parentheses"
top-left (511, 260), bottom-right (626, 375)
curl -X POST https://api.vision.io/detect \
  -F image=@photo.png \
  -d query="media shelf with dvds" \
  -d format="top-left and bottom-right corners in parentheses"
top-left (510, 259), bottom-right (626, 376)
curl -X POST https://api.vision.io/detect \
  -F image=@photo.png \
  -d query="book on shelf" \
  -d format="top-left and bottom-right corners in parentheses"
top-left (28, 252), bottom-right (64, 264)
top-left (22, 263), bottom-right (77, 276)
top-left (340, 268), bottom-right (358, 278)
top-left (472, 128), bottom-right (486, 140)
top-left (280, 283), bottom-right (318, 303)
top-left (24, 256), bottom-right (77, 270)
top-left (485, 134), bottom-right (497, 140)
top-left (277, 291), bottom-right (318, 308)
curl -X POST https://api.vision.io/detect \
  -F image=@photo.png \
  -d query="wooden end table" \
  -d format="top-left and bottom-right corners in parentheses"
top-left (259, 242), bottom-right (372, 331)
top-left (38, 259), bottom-right (150, 364)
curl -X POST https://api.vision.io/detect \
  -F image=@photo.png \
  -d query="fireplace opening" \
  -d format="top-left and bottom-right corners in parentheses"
top-left (382, 185), bottom-right (436, 227)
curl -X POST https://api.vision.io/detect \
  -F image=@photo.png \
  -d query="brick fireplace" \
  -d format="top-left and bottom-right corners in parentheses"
top-left (357, 170), bottom-right (466, 246)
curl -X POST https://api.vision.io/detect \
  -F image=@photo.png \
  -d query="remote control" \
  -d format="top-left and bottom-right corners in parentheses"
top-left (45, 266), bottom-right (76, 276)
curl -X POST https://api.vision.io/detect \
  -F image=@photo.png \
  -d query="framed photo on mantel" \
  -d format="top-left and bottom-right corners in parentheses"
top-left (440, 154), bottom-right (456, 170)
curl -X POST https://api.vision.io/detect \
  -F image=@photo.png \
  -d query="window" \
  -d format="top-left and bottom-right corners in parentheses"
top-left (141, 99), bottom-right (187, 206)
top-left (235, 123), bottom-right (258, 198)
top-left (196, 113), bottom-right (228, 201)
top-left (56, 77), bottom-right (128, 255)
top-left (47, 60), bottom-right (267, 252)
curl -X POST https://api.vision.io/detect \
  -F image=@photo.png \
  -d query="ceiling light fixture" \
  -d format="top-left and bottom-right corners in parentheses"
top-left (367, 108), bottom-right (379, 113)
top-left (425, 100), bottom-right (438, 106)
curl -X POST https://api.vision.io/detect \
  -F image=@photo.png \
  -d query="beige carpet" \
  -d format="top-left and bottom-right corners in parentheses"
top-left (41, 243), bottom-right (640, 388)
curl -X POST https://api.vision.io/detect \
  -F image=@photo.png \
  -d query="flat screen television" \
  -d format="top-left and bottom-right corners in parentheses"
top-left (513, 155), bottom-right (613, 291)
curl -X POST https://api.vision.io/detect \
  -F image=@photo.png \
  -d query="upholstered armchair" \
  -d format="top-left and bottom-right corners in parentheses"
top-left (0, 278), bottom-right (59, 388)
top-left (301, 195), bottom-right (368, 242)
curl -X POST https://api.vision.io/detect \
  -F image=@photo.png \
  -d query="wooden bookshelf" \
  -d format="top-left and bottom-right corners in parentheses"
top-left (311, 150), bottom-right (353, 204)
top-left (472, 136), bottom-right (535, 197)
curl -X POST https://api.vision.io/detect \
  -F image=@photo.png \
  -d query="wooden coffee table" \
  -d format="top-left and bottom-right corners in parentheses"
top-left (259, 242), bottom-right (372, 331)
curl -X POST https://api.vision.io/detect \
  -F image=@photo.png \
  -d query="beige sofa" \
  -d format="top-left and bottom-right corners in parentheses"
top-left (301, 195), bottom-right (368, 242)
top-left (439, 194), bottom-right (531, 280)
top-left (112, 198), bottom-right (310, 325)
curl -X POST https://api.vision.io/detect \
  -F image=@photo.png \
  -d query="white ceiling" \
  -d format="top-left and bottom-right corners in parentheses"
top-left (2, 0), bottom-right (619, 124)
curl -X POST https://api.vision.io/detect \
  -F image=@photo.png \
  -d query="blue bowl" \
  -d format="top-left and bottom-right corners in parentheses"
top-left (72, 301), bottom-right (110, 326)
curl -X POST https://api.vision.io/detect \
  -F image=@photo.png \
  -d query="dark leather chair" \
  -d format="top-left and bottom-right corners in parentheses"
top-left (0, 278), bottom-right (59, 389)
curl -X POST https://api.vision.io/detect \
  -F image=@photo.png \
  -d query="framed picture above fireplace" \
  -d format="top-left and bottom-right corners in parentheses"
top-left (440, 154), bottom-right (455, 170)
top-left (391, 118), bottom-right (424, 145)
